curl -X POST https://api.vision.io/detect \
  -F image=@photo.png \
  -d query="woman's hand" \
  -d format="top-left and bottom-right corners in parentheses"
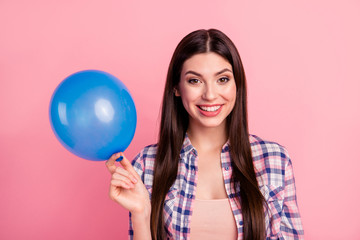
top-left (106, 153), bottom-right (151, 217)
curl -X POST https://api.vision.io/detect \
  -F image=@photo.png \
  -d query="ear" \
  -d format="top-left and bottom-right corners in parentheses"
top-left (174, 87), bottom-right (181, 97)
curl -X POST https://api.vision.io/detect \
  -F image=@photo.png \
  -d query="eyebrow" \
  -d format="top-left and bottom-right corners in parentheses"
top-left (184, 68), bottom-right (233, 77)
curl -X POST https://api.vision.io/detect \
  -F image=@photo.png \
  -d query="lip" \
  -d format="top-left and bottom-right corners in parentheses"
top-left (197, 104), bottom-right (223, 117)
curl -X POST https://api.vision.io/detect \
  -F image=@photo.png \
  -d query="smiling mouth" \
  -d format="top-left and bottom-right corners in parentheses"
top-left (198, 105), bottom-right (222, 112)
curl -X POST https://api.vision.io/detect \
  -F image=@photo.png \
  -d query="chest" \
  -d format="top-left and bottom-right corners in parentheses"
top-left (195, 151), bottom-right (228, 199)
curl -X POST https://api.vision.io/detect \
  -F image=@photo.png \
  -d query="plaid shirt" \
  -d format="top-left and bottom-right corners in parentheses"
top-left (129, 134), bottom-right (304, 239)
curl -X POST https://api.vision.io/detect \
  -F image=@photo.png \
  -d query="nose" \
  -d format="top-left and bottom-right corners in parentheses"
top-left (202, 82), bottom-right (217, 101)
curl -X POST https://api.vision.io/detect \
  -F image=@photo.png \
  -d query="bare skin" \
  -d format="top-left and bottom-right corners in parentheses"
top-left (187, 128), bottom-right (228, 200)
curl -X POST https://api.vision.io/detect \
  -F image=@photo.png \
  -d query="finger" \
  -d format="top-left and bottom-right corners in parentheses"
top-left (105, 152), bottom-right (121, 173)
top-left (115, 167), bottom-right (138, 184)
top-left (111, 179), bottom-right (134, 189)
top-left (119, 153), bottom-right (140, 181)
top-left (112, 172), bottom-right (136, 187)
top-left (109, 184), bottom-right (124, 202)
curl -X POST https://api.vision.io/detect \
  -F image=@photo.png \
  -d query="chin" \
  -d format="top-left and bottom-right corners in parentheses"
top-left (197, 119), bottom-right (227, 129)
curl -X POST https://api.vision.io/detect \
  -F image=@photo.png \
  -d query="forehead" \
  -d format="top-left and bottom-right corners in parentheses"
top-left (181, 52), bottom-right (232, 74)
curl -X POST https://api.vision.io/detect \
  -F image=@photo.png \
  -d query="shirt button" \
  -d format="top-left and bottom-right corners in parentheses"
top-left (189, 194), bottom-right (193, 199)
top-left (225, 166), bottom-right (229, 171)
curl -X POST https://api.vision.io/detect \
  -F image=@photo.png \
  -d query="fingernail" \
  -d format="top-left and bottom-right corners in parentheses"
top-left (132, 178), bottom-right (138, 183)
top-left (116, 156), bottom-right (123, 162)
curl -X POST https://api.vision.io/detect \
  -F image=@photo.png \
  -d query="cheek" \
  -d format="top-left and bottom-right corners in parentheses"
top-left (224, 85), bottom-right (237, 102)
top-left (179, 87), bottom-right (200, 104)
top-left (180, 94), bottom-right (195, 112)
top-left (178, 89), bottom-right (191, 110)
top-left (225, 86), bottom-right (237, 113)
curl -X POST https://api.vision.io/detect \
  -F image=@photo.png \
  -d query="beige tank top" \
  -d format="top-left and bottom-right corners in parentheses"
top-left (189, 198), bottom-right (238, 239)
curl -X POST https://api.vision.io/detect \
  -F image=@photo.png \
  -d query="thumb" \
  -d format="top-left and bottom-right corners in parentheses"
top-left (119, 153), bottom-right (140, 180)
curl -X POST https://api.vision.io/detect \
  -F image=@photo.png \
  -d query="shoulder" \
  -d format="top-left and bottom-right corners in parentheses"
top-left (249, 134), bottom-right (292, 186)
top-left (249, 134), bottom-right (290, 159)
top-left (131, 143), bottom-right (158, 167)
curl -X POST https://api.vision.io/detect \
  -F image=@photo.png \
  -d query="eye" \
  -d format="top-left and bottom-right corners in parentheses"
top-left (188, 78), bottom-right (201, 84)
top-left (218, 77), bottom-right (230, 83)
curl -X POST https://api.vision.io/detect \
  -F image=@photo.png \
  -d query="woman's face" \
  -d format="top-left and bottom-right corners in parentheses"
top-left (175, 52), bottom-right (237, 130)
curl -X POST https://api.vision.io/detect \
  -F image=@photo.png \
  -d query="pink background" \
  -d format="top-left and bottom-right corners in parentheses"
top-left (1, 0), bottom-right (359, 239)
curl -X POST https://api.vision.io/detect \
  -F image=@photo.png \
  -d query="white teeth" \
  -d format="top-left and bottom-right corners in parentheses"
top-left (199, 106), bottom-right (221, 112)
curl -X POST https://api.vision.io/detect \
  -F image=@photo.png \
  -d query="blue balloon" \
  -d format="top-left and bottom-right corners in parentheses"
top-left (49, 70), bottom-right (137, 161)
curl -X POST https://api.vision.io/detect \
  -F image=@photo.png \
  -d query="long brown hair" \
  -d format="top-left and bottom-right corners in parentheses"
top-left (151, 29), bottom-right (265, 240)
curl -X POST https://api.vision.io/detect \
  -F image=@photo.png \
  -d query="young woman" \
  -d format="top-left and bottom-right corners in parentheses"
top-left (106, 29), bottom-right (304, 240)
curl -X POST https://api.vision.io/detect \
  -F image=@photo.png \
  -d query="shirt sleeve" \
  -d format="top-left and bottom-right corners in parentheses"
top-left (280, 157), bottom-right (304, 239)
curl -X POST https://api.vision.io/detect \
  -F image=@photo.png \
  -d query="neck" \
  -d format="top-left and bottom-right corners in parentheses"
top-left (187, 122), bottom-right (228, 152)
